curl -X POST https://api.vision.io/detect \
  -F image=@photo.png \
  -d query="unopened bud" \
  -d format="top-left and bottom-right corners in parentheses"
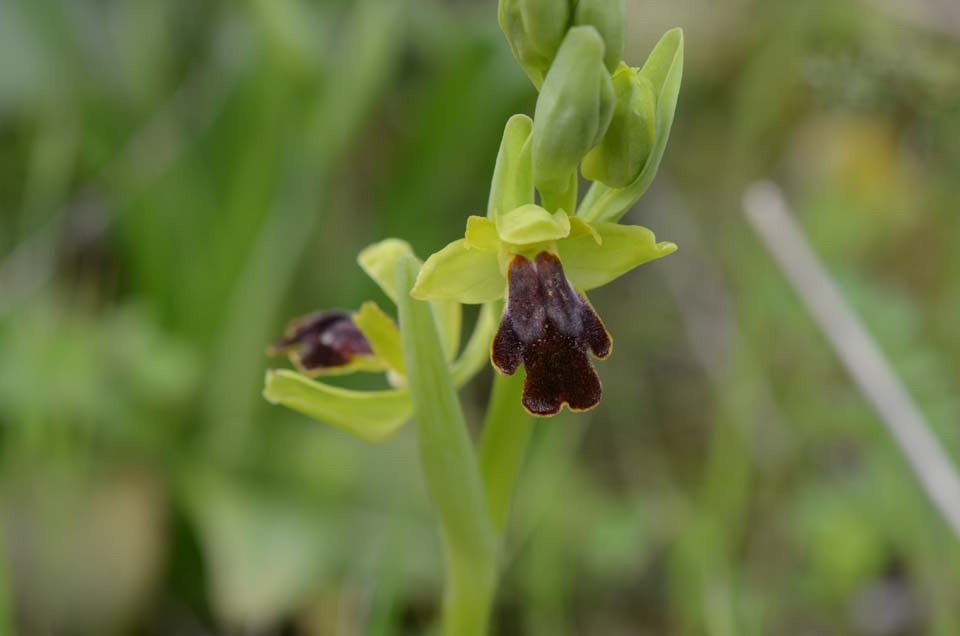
top-left (573, 0), bottom-right (625, 73)
top-left (532, 26), bottom-right (614, 202)
top-left (499, 0), bottom-right (573, 89)
top-left (582, 64), bottom-right (656, 188)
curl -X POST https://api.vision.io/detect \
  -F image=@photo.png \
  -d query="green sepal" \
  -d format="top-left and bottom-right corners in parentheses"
top-left (578, 28), bottom-right (684, 223)
top-left (496, 204), bottom-right (571, 245)
top-left (573, 0), bottom-right (625, 73)
top-left (581, 64), bottom-right (656, 188)
top-left (263, 369), bottom-right (411, 442)
top-left (353, 301), bottom-right (405, 375)
top-left (357, 238), bottom-right (415, 303)
top-left (488, 115), bottom-right (534, 220)
top-left (411, 239), bottom-right (505, 304)
top-left (532, 26), bottom-right (614, 206)
top-left (558, 221), bottom-right (677, 291)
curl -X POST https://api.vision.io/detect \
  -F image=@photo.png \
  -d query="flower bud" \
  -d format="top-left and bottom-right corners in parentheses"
top-left (499, 0), bottom-right (573, 88)
top-left (573, 0), bottom-right (625, 73)
top-left (532, 26), bottom-right (614, 204)
top-left (581, 64), bottom-right (656, 188)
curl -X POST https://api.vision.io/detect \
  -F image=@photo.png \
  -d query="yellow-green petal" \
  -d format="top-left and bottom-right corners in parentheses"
top-left (357, 238), bottom-right (415, 303)
top-left (496, 204), bottom-right (571, 245)
top-left (263, 370), bottom-right (410, 442)
top-left (568, 216), bottom-right (602, 245)
top-left (558, 222), bottom-right (677, 291)
top-left (411, 239), bottom-right (505, 304)
top-left (353, 301), bottom-right (405, 375)
top-left (465, 216), bottom-right (500, 250)
top-left (488, 114), bottom-right (534, 220)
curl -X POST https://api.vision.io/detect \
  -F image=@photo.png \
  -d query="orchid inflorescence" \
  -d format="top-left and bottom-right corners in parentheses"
top-left (263, 2), bottom-right (682, 632)
top-left (264, 3), bottom-right (682, 430)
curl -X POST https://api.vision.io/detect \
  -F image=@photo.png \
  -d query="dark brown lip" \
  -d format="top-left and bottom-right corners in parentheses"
top-left (268, 310), bottom-right (373, 375)
top-left (492, 251), bottom-right (611, 416)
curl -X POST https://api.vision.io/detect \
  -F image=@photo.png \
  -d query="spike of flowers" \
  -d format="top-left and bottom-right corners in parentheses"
top-left (263, 4), bottom-right (683, 633)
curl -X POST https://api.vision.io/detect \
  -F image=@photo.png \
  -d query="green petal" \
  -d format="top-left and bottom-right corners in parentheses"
top-left (353, 301), bottom-right (405, 374)
top-left (488, 115), bottom-right (534, 220)
top-left (357, 238), bottom-right (415, 303)
top-left (465, 216), bottom-right (500, 249)
top-left (559, 222), bottom-right (677, 291)
top-left (569, 216), bottom-right (602, 245)
top-left (496, 204), bottom-right (571, 245)
top-left (263, 369), bottom-right (410, 442)
top-left (410, 239), bottom-right (505, 304)
top-left (291, 354), bottom-right (386, 377)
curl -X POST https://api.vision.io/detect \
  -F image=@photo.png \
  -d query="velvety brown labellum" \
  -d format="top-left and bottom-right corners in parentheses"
top-left (492, 251), bottom-right (612, 416)
top-left (268, 310), bottom-right (373, 374)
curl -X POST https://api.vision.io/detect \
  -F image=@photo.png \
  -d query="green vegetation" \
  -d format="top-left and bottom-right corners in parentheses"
top-left (1, 0), bottom-right (959, 634)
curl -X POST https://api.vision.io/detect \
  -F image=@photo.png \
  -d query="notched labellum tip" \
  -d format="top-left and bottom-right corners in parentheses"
top-left (268, 310), bottom-right (374, 375)
top-left (492, 252), bottom-right (612, 416)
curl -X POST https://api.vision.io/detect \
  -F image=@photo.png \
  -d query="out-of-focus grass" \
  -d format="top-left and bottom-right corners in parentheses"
top-left (1, 0), bottom-right (960, 634)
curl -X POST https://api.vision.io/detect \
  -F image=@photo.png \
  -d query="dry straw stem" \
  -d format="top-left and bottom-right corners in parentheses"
top-left (743, 181), bottom-right (960, 538)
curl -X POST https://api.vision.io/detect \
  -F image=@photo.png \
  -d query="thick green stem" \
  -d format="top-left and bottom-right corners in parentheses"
top-left (396, 256), bottom-right (498, 636)
top-left (480, 370), bottom-right (535, 535)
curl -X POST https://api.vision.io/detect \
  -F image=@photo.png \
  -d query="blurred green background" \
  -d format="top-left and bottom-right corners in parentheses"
top-left (2, 0), bottom-right (960, 634)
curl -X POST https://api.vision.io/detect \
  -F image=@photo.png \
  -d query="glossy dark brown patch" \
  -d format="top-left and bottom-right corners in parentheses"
top-left (492, 252), bottom-right (612, 416)
top-left (267, 310), bottom-right (373, 374)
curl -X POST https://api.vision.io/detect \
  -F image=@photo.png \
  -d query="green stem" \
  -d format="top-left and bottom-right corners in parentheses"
top-left (396, 256), bottom-right (498, 636)
top-left (479, 370), bottom-right (535, 535)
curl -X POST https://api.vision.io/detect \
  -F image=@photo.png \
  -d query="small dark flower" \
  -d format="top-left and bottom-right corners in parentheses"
top-left (492, 251), bottom-right (612, 416)
top-left (268, 310), bottom-right (374, 375)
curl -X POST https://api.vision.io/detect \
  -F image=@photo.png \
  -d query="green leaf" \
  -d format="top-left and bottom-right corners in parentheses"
top-left (487, 115), bottom-right (534, 220)
top-left (558, 222), bottom-right (677, 291)
top-left (496, 204), bottom-right (571, 245)
top-left (263, 369), bottom-right (410, 442)
top-left (410, 239), bottom-right (505, 304)
top-left (357, 238), bottom-right (416, 303)
top-left (578, 28), bottom-right (684, 223)
top-left (182, 469), bottom-right (332, 629)
top-left (353, 301), bottom-right (405, 374)
top-left (396, 254), bottom-right (497, 634)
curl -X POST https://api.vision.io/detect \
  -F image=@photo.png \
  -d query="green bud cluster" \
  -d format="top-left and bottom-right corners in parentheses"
top-left (531, 26), bottom-right (614, 210)
top-left (498, 0), bottom-right (684, 220)
top-left (582, 63), bottom-right (656, 188)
